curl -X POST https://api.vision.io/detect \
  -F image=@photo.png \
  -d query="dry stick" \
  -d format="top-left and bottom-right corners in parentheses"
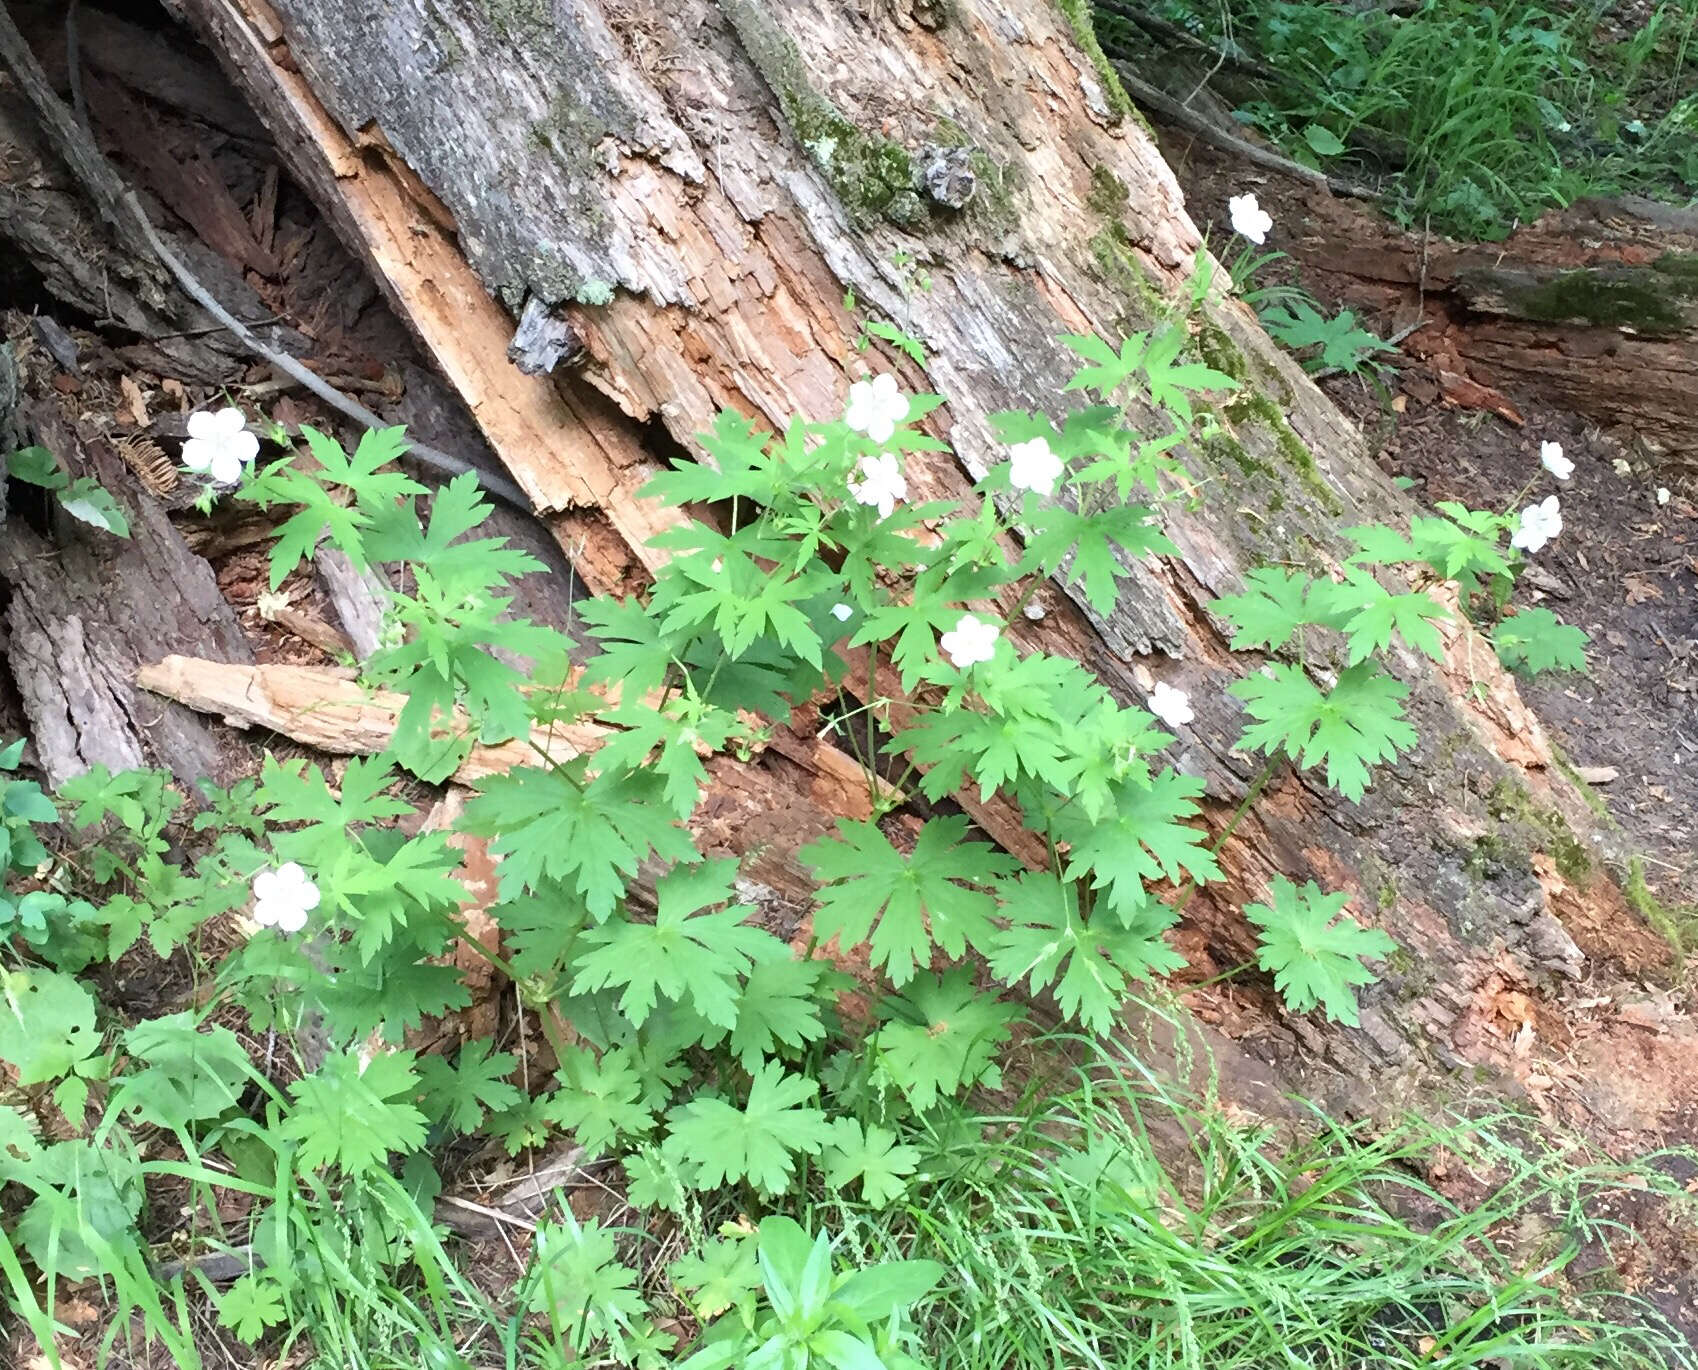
top-left (1, 0), bottom-right (533, 512)
top-left (1110, 59), bottom-right (1386, 205)
top-left (1094, 0), bottom-right (1282, 82)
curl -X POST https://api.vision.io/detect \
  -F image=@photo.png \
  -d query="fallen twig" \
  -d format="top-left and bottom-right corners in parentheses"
top-left (1111, 59), bottom-right (1385, 204)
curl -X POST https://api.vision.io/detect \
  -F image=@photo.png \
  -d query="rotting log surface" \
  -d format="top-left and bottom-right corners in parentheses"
top-left (1292, 193), bottom-right (1698, 459)
top-left (29, 0), bottom-right (1688, 1147)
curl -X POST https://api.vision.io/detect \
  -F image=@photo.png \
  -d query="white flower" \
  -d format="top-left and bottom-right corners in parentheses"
top-left (1147, 681), bottom-right (1194, 730)
top-left (1007, 436), bottom-right (1064, 496)
top-left (1657, 487), bottom-right (1671, 507)
top-left (181, 407), bottom-right (259, 486)
top-left (1510, 495), bottom-right (1563, 554)
top-left (847, 452), bottom-right (908, 519)
top-left (251, 861), bottom-right (320, 935)
top-left (940, 612), bottom-right (999, 669)
top-left (830, 602), bottom-right (854, 622)
top-left (1540, 441), bottom-right (1573, 481)
top-left (1228, 193), bottom-right (1272, 245)
top-left (844, 374), bottom-right (910, 444)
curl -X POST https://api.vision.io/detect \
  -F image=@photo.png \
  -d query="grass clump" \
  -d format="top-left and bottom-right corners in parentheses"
top-left (1104, 0), bottom-right (1698, 239)
top-left (802, 1034), bottom-right (1697, 1370)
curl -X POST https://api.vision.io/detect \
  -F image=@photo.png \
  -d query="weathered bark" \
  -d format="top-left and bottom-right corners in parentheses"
top-left (0, 402), bottom-right (257, 791)
top-left (1290, 193), bottom-right (1698, 457)
top-left (2, 0), bottom-right (1685, 1148)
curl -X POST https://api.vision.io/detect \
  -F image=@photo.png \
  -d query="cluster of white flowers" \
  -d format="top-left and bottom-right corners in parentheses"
top-left (251, 862), bottom-right (319, 935)
top-left (181, 407), bottom-right (258, 486)
top-left (1228, 193), bottom-right (1273, 245)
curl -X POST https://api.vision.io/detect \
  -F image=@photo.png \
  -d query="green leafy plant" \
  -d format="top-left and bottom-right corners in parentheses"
top-left (4, 446), bottom-right (130, 537)
top-left (676, 1215), bottom-right (942, 1370)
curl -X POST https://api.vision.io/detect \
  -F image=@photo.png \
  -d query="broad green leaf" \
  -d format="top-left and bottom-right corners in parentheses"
top-left (801, 817), bottom-right (1014, 985)
top-left (1245, 877), bottom-right (1395, 1026)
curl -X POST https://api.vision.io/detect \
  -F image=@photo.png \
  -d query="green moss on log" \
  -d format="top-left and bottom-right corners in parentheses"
top-left (721, 0), bottom-right (924, 226)
top-left (1466, 259), bottom-right (1698, 336)
top-left (1486, 779), bottom-right (1591, 885)
top-left (1055, 0), bottom-right (1135, 121)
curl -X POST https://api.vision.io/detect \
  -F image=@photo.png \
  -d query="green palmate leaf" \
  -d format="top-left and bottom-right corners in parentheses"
top-left (593, 690), bottom-right (742, 820)
top-left (664, 1062), bottom-right (833, 1196)
top-left (874, 969), bottom-right (1021, 1111)
top-left (1055, 771), bottom-right (1219, 917)
top-left (527, 1216), bottom-right (652, 1357)
top-left (245, 425), bottom-right (427, 586)
top-left (1212, 566), bottom-right (1354, 651)
top-left (1335, 569), bottom-right (1450, 664)
top-left (543, 1045), bottom-right (658, 1154)
top-left (578, 594), bottom-right (682, 703)
top-left (1231, 662), bottom-right (1417, 801)
top-left (670, 1233), bottom-right (762, 1321)
top-left (415, 1038), bottom-right (522, 1134)
top-left (1493, 607), bottom-right (1589, 676)
top-left (851, 561), bottom-right (1008, 690)
top-left (1260, 301), bottom-right (1393, 374)
top-left (1061, 330), bottom-right (1150, 393)
top-left (1413, 506), bottom-right (1513, 590)
top-left (1245, 877), bottom-right (1395, 1026)
top-left (726, 955), bottom-right (832, 1068)
top-left (1024, 502), bottom-right (1176, 617)
top-left (624, 1144), bottom-right (689, 1213)
top-left (314, 953), bottom-right (471, 1045)
top-left (649, 527), bottom-right (828, 667)
top-left (218, 1275), bottom-right (288, 1344)
top-left (572, 859), bottom-right (785, 1028)
top-left (820, 1118), bottom-right (921, 1209)
top-left (801, 817), bottom-right (1014, 985)
top-left (640, 410), bottom-right (779, 507)
top-left (1138, 323), bottom-right (1239, 424)
top-left (1050, 689), bottom-right (1173, 824)
top-left (464, 764), bottom-right (700, 916)
top-left (281, 1051), bottom-right (428, 1174)
top-left (900, 698), bottom-right (1071, 803)
top-left (988, 874), bottom-right (1185, 1034)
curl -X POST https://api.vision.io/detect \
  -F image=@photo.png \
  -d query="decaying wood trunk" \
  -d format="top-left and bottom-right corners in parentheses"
top-left (1292, 193), bottom-right (1698, 458)
top-left (1, 0), bottom-right (1690, 1148)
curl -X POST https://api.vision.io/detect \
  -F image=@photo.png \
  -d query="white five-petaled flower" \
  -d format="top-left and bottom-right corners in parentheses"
top-left (830, 602), bottom-right (854, 622)
top-left (1227, 193), bottom-right (1272, 246)
top-left (844, 374), bottom-right (911, 444)
top-left (181, 407), bottom-right (259, 486)
top-left (940, 613), bottom-right (1000, 669)
top-left (1510, 495), bottom-right (1563, 554)
top-left (1147, 681), bottom-right (1194, 730)
top-left (251, 861), bottom-right (320, 935)
top-left (1007, 436), bottom-right (1064, 496)
top-left (847, 452), bottom-right (908, 520)
top-left (1540, 441), bottom-right (1573, 481)
top-left (1657, 487), bottom-right (1671, 507)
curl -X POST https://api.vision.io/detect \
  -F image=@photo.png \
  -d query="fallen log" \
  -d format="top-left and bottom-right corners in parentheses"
top-left (0, 0), bottom-right (1686, 1154)
top-left (1292, 193), bottom-right (1698, 459)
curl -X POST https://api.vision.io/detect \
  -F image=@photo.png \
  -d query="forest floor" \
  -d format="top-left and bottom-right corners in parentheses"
top-left (1159, 124), bottom-right (1698, 929)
